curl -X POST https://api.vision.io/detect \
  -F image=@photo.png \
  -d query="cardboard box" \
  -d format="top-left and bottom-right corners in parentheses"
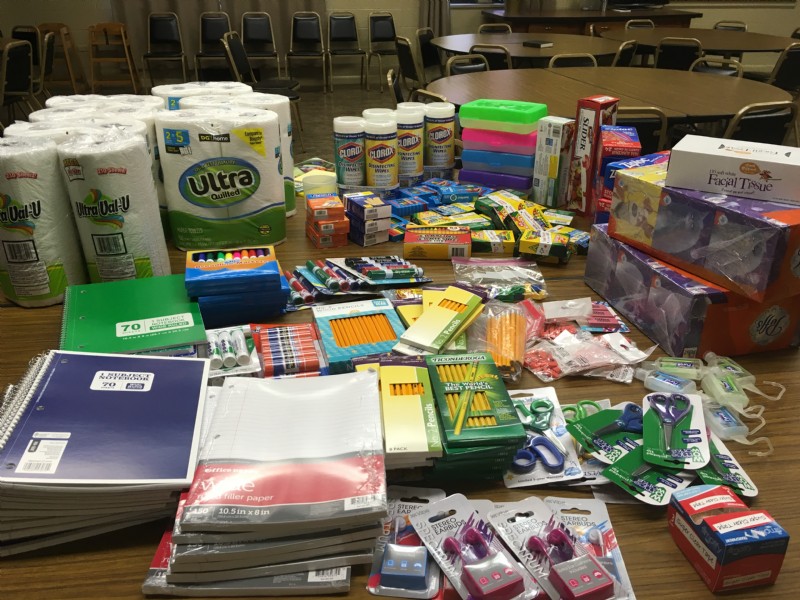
top-left (474, 191), bottom-right (526, 229)
top-left (305, 225), bottom-right (348, 249)
top-left (532, 116), bottom-right (576, 208)
top-left (518, 229), bottom-right (572, 264)
top-left (594, 125), bottom-right (641, 215)
top-left (311, 217), bottom-right (350, 236)
top-left (665, 134), bottom-right (800, 205)
top-left (602, 151), bottom-right (670, 200)
top-left (566, 95), bottom-right (619, 217)
top-left (585, 224), bottom-right (800, 357)
top-left (470, 230), bottom-right (516, 256)
top-left (342, 191), bottom-right (393, 220)
top-left (346, 214), bottom-right (391, 235)
top-left (403, 225), bottom-right (471, 260)
top-left (668, 485), bottom-right (789, 593)
top-left (305, 194), bottom-right (345, 222)
top-left (609, 163), bottom-right (800, 302)
top-left (349, 228), bottom-right (389, 247)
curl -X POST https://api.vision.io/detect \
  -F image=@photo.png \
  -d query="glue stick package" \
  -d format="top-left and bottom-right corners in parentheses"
top-left (369, 486), bottom-right (446, 599)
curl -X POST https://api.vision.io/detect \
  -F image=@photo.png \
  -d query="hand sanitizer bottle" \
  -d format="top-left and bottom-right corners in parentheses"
top-left (653, 357), bottom-right (705, 380)
top-left (703, 352), bottom-right (785, 401)
top-left (635, 362), bottom-right (697, 393)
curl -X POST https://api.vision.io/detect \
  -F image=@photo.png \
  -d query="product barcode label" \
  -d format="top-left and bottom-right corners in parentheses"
top-left (92, 233), bottom-right (127, 256)
top-left (450, 247), bottom-right (467, 257)
top-left (3, 240), bottom-right (38, 263)
top-left (308, 568), bottom-right (348, 582)
top-left (345, 493), bottom-right (382, 510)
top-left (16, 439), bottom-right (68, 474)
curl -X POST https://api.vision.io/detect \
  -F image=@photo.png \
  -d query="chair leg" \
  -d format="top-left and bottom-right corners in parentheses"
top-left (181, 56), bottom-right (188, 83)
top-left (360, 55), bottom-right (366, 89)
top-left (322, 56), bottom-right (327, 94)
top-left (366, 54), bottom-right (373, 91)
top-left (291, 100), bottom-right (305, 152)
top-left (327, 53), bottom-right (333, 93)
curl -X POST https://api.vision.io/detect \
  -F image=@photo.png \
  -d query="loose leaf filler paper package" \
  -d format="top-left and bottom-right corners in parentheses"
top-left (156, 108), bottom-right (286, 250)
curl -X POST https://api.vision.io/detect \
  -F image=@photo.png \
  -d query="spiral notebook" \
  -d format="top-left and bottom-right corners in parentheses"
top-left (59, 275), bottom-right (206, 355)
top-left (0, 350), bottom-right (209, 486)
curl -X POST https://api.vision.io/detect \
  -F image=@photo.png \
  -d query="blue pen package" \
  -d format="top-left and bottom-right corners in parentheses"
top-left (184, 246), bottom-right (282, 297)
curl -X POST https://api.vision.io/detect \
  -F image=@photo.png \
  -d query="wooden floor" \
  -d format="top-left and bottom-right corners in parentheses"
top-left (1, 83), bottom-right (798, 600)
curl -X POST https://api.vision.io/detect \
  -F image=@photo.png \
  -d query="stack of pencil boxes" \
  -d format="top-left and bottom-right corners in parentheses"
top-left (344, 191), bottom-right (393, 246)
top-left (458, 99), bottom-right (548, 194)
top-left (305, 193), bottom-right (349, 249)
top-left (183, 246), bottom-right (289, 329)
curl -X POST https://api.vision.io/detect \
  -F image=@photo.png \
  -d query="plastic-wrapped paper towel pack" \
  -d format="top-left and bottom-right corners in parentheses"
top-left (155, 108), bottom-right (286, 250)
top-left (0, 137), bottom-right (87, 307)
top-left (57, 132), bottom-right (171, 282)
top-left (150, 81), bottom-right (253, 110)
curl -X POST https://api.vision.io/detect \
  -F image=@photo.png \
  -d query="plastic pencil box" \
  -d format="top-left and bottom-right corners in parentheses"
top-left (461, 149), bottom-right (535, 177)
top-left (459, 169), bottom-right (533, 193)
top-left (461, 128), bottom-right (538, 156)
top-left (459, 100), bottom-right (548, 135)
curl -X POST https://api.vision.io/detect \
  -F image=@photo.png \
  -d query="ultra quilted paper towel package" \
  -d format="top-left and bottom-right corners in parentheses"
top-left (181, 93), bottom-right (297, 217)
top-left (156, 108), bottom-right (286, 250)
top-left (150, 81), bottom-right (253, 110)
top-left (57, 132), bottom-right (171, 282)
top-left (3, 122), bottom-right (105, 144)
top-left (0, 138), bottom-right (86, 307)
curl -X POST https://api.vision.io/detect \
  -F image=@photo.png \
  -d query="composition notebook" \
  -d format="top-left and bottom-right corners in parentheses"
top-left (0, 350), bottom-right (209, 486)
top-left (59, 274), bottom-right (207, 354)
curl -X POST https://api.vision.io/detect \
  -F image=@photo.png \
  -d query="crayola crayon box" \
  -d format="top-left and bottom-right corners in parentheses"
top-left (184, 246), bottom-right (282, 297)
top-left (403, 225), bottom-right (471, 260)
top-left (668, 485), bottom-right (788, 592)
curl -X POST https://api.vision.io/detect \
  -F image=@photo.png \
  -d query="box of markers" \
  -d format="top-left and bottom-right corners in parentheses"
top-left (306, 194), bottom-right (345, 222)
top-left (184, 246), bottom-right (282, 297)
top-left (403, 225), bottom-right (471, 260)
top-left (312, 298), bottom-right (406, 373)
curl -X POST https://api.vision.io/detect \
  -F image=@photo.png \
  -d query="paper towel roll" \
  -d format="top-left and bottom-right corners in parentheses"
top-left (28, 106), bottom-right (101, 123)
top-left (57, 132), bottom-right (171, 282)
top-left (45, 94), bottom-right (108, 108)
top-left (181, 93), bottom-right (296, 217)
top-left (155, 108), bottom-right (285, 250)
top-left (151, 81), bottom-right (253, 110)
top-left (3, 122), bottom-right (105, 144)
top-left (103, 94), bottom-right (165, 110)
top-left (0, 138), bottom-right (87, 307)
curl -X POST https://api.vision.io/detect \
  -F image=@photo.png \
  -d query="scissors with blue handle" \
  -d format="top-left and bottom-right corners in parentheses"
top-left (511, 434), bottom-right (565, 474)
top-left (562, 399), bottom-right (603, 424)
top-left (648, 393), bottom-right (692, 451)
top-left (514, 398), bottom-right (568, 456)
top-left (591, 403), bottom-right (643, 438)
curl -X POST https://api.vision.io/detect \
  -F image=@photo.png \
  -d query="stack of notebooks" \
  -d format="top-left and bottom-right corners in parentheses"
top-left (0, 350), bottom-right (209, 556)
top-left (184, 246), bottom-right (289, 329)
top-left (143, 373), bottom-right (387, 596)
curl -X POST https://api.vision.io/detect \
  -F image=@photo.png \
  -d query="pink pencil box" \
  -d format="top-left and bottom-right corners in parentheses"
top-left (461, 128), bottom-right (538, 156)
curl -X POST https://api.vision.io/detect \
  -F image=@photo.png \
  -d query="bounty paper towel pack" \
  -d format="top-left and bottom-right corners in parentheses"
top-left (155, 108), bottom-right (286, 250)
top-left (57, 132), bottom-right (171, 282)
top-left (0, 138), bottom-right (87, 307)
top-left (151, 81), bottom-right (253, 110)
top-left (180, 92), bottom-right (297, 217)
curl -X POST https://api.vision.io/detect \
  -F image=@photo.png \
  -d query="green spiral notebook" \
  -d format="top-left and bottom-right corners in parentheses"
top-left (60, 275), bottom-right (207, 355)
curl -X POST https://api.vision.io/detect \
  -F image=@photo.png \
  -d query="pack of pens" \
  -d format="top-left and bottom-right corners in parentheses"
top-left (251, 323), bottom-right (328, 378)
top-left (184, 246), bottom-right (283, 297)
top-left (425, 353), bottom-right (526, 449)
top-left (330, 256), bottom-right (431, 287)
top-left (312, 298), bottom-right (406, 373)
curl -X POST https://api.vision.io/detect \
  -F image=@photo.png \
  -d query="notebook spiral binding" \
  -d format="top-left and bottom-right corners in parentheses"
top-left (0, 351), bottom-right (54, 452)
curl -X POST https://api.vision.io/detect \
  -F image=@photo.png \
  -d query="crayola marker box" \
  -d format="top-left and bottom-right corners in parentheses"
top-left (184, 246), bottom-right (281, 297)
top-left (403, 225), bottom-right (471, 260)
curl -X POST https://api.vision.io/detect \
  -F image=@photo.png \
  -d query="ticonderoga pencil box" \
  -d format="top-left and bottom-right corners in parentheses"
top-left (184, 246), bottom-right (282, 297)
top-left (586, 224), bottom-right (800, 357)
top-left (471, 230), bottom-right (516, 256)
top-left (609, 163), bottom-right (800, 303)
top-left (517, 229), bottom-right (572, 264)
top-left (312, 298), bottom-right (406, 374)
top-left (475, 191), bottom-right (526, 229)
top-left (425, 353), bottom-right (527, 448)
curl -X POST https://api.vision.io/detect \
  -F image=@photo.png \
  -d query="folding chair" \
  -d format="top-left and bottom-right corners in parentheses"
top-left (417, 27), bottom-right (444, 82)
top-left (548, 53), bottom-right (598, 68)
top-left (611, 40), bottom-right (638, 67)
top-left (477, 23), bottom-right (512, 34)
top-left (143, 12), bottom-right (188, 89)
top-left (367, 11), bottom-right (397, 91)
top-left (242, 12), bottom-right (281, 78)
top-left (654, 37), bottom-right (703, 71)
top-left (286, 11), bottom-right (326, 93)
top-left (195, 12), bottom-right (231, 78)
top-left (722, 100), bottom-right (798, 145)
top-left (469, 44), bottom-right (512, 70)
top-left (690, 57), bottom-right (743, 77)
top-left (445, 54), bottom-right (489, 76)
top-left (327, 12), bottom-right (366, 91)
top-left (387, 68), bottom-right (405, 106)
top-left (395, 36), bottom-right (427, 92)
top-left (0, 40), bottom-right (37, 121)
top-left (616, 106), bottom-right (668, 155)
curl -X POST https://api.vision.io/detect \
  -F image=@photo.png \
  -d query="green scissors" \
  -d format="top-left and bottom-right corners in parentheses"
top-left (513, 398), bottom-right (567, 456)
top-left (562, 400), bottom-right (604, 424)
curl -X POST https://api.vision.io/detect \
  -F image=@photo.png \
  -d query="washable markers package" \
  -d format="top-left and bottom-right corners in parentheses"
top-left (565, 402), bottom-right (644, 464)
top-left (184, 245), bottom-right (281, 297)
top-left (368, 486), bottom-right (447, 599)
top-left (487, 497), bottom-right (613, 600)
top-left (602, 445), bottom-right (694, 506)
top-left (544, 497), bottom-right (635, 600)
top-left (641, 392), bottom-right (709, 470)
top-left (504, 387), bottom-right (583, 488)
top-left (695, 432), bottom-right (757, 498)
top-left (408, 494), bottom-right (541, 600)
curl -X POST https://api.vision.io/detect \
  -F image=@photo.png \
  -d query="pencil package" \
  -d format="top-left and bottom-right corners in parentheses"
top-left (467, 301), bottom-right (528, 382)
top-left (425, 353), bottom-right (526, 448)
top-left (251, 322), bottom-right (328, 378)
top-left (403, 225), bottom-right (472, 260)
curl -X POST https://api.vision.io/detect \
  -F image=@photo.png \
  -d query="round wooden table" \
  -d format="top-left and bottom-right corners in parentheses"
top-left (599, 27), bottom-right (798, 53)
top-left (425, 67), bottom-right (792, 122)
top-left (431, 33), bottom-right (623, 66)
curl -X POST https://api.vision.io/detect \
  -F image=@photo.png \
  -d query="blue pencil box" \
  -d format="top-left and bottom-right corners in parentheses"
top-left (461, 149), bottom-right (536, 177)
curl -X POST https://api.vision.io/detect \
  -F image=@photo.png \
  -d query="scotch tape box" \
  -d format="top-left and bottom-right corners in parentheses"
top-left (586, 224), bottom-right (800, 357)
top-left (610, 163), bottom-right (800, 302)
top-left (566, 95), bottom-right (619, 217)
top-left (533, 116), bottom-right (576, 208)
top-left (665, 134), bottom-right (800, 206)
top-left (668, 485), bottom-right (788, 593)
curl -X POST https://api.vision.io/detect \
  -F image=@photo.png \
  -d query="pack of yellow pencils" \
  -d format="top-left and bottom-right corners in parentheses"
top-left (394, 286), bottom-right (483, 355)
top-left (425, 353), bottom-right (526, 449)
top-left (312, 299), bottom-right (406, 373)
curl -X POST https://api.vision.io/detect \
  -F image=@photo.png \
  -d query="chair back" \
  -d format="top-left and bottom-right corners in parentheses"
top-left (417, 27), bottom-right (443, 77)
top-left (290, 12), bottom-right (324, 53)
top-left (41, 31), bottom-right (56, 78)
top-left (1, 40), bottom-right (33, 101)
top-left (477, 23), bottom-right (512, 34)
top-left (242, 12), bottom-right (276, 54)
top-left (769, 42), bottom-right (800, 93)
top-left (723, 100), bottom-right (797, 144)
top-left (611, 40), bottom-right (638, 67)
top-left (469, 44), bottom-right (511, 70)
top-left (409, 89), bottom-right (447, 103)
top-left (369, 12), bottom-right (396, 45)
top-left (395, 36), bottom-right (426, 88)
top-left (148, 13), bottom-right (182, 54)
top-left (655, 37), bottom-right (703, 70)
top-left (714, 20), bottom-right (747, 31)
top-left (329, 13), bottom-right (359, 44)
top-left (12, 26), bottom-right (40, 67)
top-left (690, 57), bottom-right (743, 77)
top-left (625, 19), bottom-right (655, 29)
top-left (222, 31), bottom-right (256, 84)
top-left (387, 68), bottom-right (404, 105)
top-left (446, 54), bottom-right (489, 76)
top-left (549, 53), bottom-right (598, 68)
top-left (199, 12), bottom-right (231, 54)
top-left (792, 27), bottom-right (800, 40)
top-left (616, 106), bottom-right (668, 154)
